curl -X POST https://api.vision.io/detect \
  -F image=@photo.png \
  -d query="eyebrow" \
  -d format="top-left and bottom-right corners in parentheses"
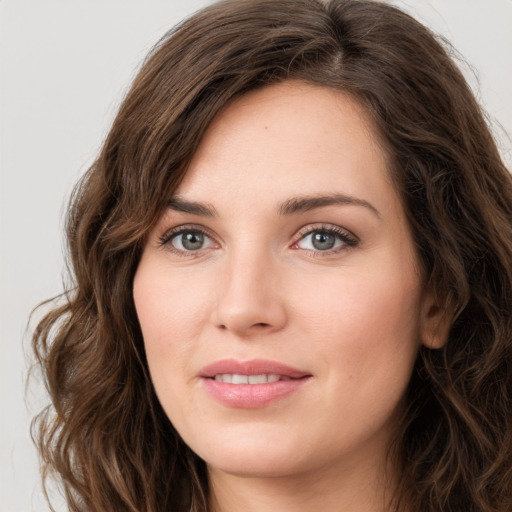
top-left (279, 193), bottom-right (381, 218)
top-left (167, 193), bottom-right (381, 218)
top-left (167, 197), bottom-right (218, 217)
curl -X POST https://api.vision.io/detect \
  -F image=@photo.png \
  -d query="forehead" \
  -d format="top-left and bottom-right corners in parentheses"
top-left (177, 81), bottom-right (394, 213)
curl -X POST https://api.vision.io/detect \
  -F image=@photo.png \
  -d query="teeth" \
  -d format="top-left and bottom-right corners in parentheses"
top-left (213, 373), bottom-right (282, 384)
top-left (232, 374), bottom-right (248, 384)
top-left (248, 374), bottom-right (267, 384)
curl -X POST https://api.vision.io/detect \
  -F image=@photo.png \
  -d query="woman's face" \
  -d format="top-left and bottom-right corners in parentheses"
top-left (133, 82), bottom-right (440, 481)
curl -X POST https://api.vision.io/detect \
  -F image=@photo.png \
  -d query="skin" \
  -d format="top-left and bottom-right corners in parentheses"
top-left (133, 82), bottom-right (446, 512)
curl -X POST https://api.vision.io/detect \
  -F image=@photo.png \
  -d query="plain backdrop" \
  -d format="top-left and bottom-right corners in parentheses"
top-left (1, 1), bottom-right (511, 511)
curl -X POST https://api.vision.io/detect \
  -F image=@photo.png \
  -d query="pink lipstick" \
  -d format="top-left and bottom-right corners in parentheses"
top-left (199, 359), bottom-right (312, 408)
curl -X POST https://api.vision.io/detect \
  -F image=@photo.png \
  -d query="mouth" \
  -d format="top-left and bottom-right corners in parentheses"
top-left (212, 373), bottom-right (294, 384)
top-left (199, 359), bottom-right (312, 408)
top-left (199, 358), bottom-right (311, 381)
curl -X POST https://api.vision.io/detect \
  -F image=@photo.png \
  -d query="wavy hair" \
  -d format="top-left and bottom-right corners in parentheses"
top-left (32, 0), bottom-right (512, 510)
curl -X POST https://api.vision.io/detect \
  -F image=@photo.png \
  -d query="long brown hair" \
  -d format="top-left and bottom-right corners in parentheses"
top-left (32, 1), bottom-right (512, 510)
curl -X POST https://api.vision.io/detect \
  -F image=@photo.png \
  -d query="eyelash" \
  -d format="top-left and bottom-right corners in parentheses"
top-left (158, 224), bottom-right (217, 258)
top-left (292, 224), bottom-right (358, 255)
top-left (158, 223), bottom-right (358, 257)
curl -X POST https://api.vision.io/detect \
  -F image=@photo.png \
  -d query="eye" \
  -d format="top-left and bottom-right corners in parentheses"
top-left (159, 226), bottom-right (216, 254)
top-left (172, 230), bottom-right (212, 251)
top-left (294, 225), bottom-right (358, 253)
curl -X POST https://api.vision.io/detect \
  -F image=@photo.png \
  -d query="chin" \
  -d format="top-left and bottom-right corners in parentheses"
top-left (205, 454), bottom-right (306, 480)
top-left (188, 427), bottom-right (311, 478)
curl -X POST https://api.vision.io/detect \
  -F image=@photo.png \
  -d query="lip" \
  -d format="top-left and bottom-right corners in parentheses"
top-left (199, 358), bottom-right (310, 379)
top-left (199, 358), bottom-right (312, 408)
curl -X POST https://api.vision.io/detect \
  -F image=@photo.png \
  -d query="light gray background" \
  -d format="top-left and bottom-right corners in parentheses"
top-left (1, 1), bottom-right (511, 511)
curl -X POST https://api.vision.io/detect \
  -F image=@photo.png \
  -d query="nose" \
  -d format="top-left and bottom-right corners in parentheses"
top-left (212, 250), bottom-right (287, 337)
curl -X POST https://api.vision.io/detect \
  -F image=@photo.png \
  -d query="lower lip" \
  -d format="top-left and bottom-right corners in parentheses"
top-left (202, 377), bottom-right (310, 408)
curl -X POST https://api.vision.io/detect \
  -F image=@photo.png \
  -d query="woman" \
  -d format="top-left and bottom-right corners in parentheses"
top-left (32, 0), bottom-right (512, 511)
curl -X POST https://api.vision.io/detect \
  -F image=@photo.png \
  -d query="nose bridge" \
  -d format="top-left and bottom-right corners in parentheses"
top-left (213, 239), bottom-right (286, 335)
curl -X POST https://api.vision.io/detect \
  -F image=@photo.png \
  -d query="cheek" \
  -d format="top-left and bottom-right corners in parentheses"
top-left (290, 268), bottom-right (421, 441)
top-left (134, 257), bottom-right (209, 336)
top-left (296, 262), bottom-right (420, 332)
top-left (133, 258), bottom-right (212, 434)
top-left (132, 258), bottom-right (211, 387)
top-left (291, 259), bottom-right (422, 382)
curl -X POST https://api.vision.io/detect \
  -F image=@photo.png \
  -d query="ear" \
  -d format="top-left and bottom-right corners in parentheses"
top-left (420, 287), bottom-right (454, 349)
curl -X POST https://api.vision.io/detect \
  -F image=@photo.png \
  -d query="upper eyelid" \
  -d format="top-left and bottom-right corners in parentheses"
top-left (291, 224), bottom-right (359, 254)
top-left (294, 223), bottom-right (357, 240)
top-left (158, 223), bottom-right (218, 245)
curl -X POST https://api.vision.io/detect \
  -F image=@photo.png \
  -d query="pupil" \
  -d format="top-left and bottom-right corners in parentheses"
top-left (182, 232), bottom-right (204, 250)
top-left (312, 232), bottom-right (335, 250)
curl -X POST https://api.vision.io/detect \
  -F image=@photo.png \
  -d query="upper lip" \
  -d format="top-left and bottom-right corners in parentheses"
top-left (199, 359), bottom-right (311, 379)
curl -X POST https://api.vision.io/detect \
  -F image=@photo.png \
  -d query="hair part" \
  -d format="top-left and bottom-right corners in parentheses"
top-left (32, 1), bottom-right (512, 511)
